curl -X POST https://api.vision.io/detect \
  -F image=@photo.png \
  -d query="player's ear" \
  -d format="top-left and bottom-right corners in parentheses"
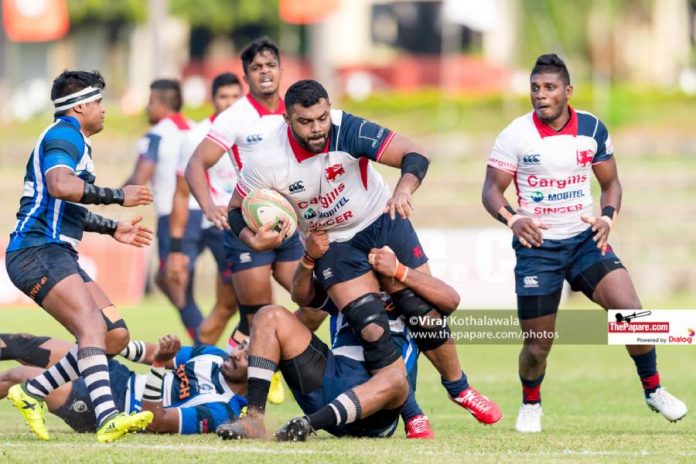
top-left (565, 84), bottom-right (573, 99)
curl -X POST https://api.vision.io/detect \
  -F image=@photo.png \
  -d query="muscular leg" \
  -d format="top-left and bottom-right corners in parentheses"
top-left (198, 275), bottom-right (238, 345)
top-left (86, 282), bottom-right (129, 355)
top-left (232, 265), bottom-right (274, 331)
top-left (271, 260), bottom-right (298, 292)
top-left (22, 275), bottom-right (120, 426)
top-left (519, 313), bottom-right (557, 396)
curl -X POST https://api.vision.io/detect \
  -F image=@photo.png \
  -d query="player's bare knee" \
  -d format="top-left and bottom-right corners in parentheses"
top-left (104, 328), bottom-right (129, 355)
top-left (522, 342), bottom-right (551, 366)
top-left (253, 305), bottom-right (289, 329)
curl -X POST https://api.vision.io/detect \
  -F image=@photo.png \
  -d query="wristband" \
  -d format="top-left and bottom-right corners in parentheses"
top-left (300, 252), bottom-right (316, 269)
top-left (601, 206), bottom-right (617, 220)
top-left (496, 205), bottom-right (517, 226)
top-left (83, 211), bottom-right (118, 236)
top-left (80, 183), bottom-right (125, 205)
top-left (228, 208), bottom-right (247, 237)
top-left (393, 262), bottom-right (409, 282)
top-left (401, 152), bottom-right (429, 183)
top-left (169, 238), bottom-right (183, 253)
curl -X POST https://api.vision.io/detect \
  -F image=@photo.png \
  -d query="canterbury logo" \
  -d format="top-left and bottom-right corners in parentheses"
top-left (522, 154), bottom-right (540, 164)
top-left (246, 134), bottom-right (263, 143)
top-left (289, 181), bottom-right (305, 193)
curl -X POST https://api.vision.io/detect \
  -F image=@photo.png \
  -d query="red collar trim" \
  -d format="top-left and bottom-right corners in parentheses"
top-left (532, 106), bottom-right (577, 138)
top-left (288, 126), bottom-right (329, 163)
top-left (247, 94), bottom-right (285, 117)
top-left (167, 113), bottom-right (190, 130)
top-left (209, 113), bottom-right (217, 123)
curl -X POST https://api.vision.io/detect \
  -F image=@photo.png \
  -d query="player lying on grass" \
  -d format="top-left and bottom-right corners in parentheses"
top-left (0, 333), bottom-right (247, 434)
top-left (217, 242), bottom-right (501, 441)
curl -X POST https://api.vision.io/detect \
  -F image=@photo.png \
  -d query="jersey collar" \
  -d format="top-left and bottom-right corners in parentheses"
top-left (532, 105), bottom-right (578, 138)
top-left (55, 115), bottom-right (81, 128)
top-left (167, 113), bottom-right (190, 130)
top-left (287, 126), bottom-right (329, 163)
top-left (247, 94), bottom-right (285, 116)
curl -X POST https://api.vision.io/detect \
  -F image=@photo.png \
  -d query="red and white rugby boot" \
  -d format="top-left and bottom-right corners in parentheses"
top-left (404, 414), bottom-right (434, 439)
top-left (451, 386), bottom-right (502, 425)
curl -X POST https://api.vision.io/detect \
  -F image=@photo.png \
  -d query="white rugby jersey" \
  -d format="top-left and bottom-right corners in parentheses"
top-left (236, 109), bottom-right (396, 243)
top-left (178, 115), bottom-right (237, 229)
top-left (488, 107), bottom-right (613, 240)
top-left (205, 94), bottom-right (286, 172)
top-left (137, 113), bottom-right (194, 216)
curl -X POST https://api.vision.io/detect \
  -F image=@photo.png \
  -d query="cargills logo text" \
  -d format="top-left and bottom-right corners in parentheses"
top-left (527, 174), bottom-right (587, 189)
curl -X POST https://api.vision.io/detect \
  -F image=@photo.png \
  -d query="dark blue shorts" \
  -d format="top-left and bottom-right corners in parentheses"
top-left (513, 227), bottom-right (622, 296)
top-left (53, 359), bottom-right (133, 433)
top-left (288, 336), bottom-right (401, 438)
top-left (315, 213), bottom-right (428, 289)
top-left (223, 230), bottom-right (303, 273)
top-left (200, 226), bottom-right (233, 283)
top-left (5, 243), bottom-right (92, 305)
top-left (156, 211), bottom-right (204, 271)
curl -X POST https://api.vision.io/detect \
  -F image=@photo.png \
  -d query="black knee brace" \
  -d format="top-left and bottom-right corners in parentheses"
top-left (102, 313), bottom-right (128, 332)
top-left (342, 293), bottom-right (400, 371)
top-left (391, 289), bottom-right (451, 352)
top-left (0, 333), bottom-right (52, 367)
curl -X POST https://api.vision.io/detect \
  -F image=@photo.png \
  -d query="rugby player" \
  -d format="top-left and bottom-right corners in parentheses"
top-left (123, 79), bottom-right (201, 342)
top-left (482, 53), bottom-right (688, 433)
top-left (5, 70), bottom-right (154, 442)
top-left (0, 333), bottom-right (248, 435)
top-left (166, 72), bottom-right (243, 345)
top-left (226, 79), bottom-right (493, 422)
top-left (185, 37), bottom-right (304, 403)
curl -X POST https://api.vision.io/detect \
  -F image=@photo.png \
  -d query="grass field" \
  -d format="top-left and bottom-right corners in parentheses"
top-left (1, 293), bottom-right (694, 463)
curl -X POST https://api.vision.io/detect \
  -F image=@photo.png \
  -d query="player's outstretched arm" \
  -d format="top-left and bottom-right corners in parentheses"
top-left (482, 166), bottom-right (548, 248)
top-left (186, 138), bottom-right (227, 225)
top-left (377, 135), bottom-right (430, 219)
top-left (82, 210), bottom-right (153, 247)
top-left (46, 167), bottom-right (152, 207)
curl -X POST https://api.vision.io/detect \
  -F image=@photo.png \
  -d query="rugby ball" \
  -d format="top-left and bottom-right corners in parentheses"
top-left (241, 189), bottom-right (297, 239)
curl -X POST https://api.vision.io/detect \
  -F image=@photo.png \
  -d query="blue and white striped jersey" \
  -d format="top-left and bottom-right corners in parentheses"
top-left (8, 116), bottom-right (95, 251)
top-left (126, 344), bottom-right (247, 434)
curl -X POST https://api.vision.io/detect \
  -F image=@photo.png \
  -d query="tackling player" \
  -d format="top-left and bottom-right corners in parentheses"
top-left (5, 70), bottom-right (154, 442)
top-left (482, 54), bottom-right (688, 433)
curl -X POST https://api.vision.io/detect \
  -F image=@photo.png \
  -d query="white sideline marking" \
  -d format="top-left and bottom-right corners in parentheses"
top-left (1, 442), bottom-right (695, 457)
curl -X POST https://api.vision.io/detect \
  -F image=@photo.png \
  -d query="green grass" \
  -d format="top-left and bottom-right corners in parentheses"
top-left (1, 294), bottom-right (695, 463)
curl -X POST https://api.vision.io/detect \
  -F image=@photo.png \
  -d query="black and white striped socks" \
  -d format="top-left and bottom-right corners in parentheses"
top-left (119, 341), bottom-right (147, 363)
top-left (247, 355), bottom-right (277, 412)
top-left (25, 345), bottom-right (79, 398)
top-left (306, 389), bottom-right (362, 431)
top-left (76, 347), bottom-right (119, 426)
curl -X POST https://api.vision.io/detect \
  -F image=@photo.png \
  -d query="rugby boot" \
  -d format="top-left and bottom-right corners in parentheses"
top-left (404, 414), bottom-right (434, 439)
top-left (274, 416), bottom-right (315, 442)
top-left (515, 403), bottom-right (542, 433)
top-left (268, 371), bottom-right (285, 405)
top-left (96, 411), bottom-right (154, 444)
top-left (451, 386), bottom-right (502, 424)
top-left (646, 388), bottom-right (688, 422)
top-left (7, 383), bottom-right (50, 440)
top-left (217, 415), bottom-right (265, 440)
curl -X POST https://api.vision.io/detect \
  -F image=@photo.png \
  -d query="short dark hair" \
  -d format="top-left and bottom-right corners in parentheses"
top-left (150, 79), bottom-right (182, 112)
top-left (531, 54), bottom-right (571, 85)
top-left (211, 72), bottom-right (242, 97)
top-left (51, 70), bottom-right (106, 115)
top-left (284, 80), bottom-right (329, 112)
top-left (240, 37), bottom-right (280, 74)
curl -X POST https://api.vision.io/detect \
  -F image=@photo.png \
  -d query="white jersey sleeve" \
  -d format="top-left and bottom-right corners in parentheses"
top-left (488, 124), bottom-right (519, 174)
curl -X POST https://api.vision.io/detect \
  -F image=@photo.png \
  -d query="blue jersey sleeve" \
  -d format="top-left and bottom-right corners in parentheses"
top-left (42, 125), bottom-right (84, 173)
top-left (335, 112), bottom-right (394, 161)
top-left (173, 345), bottom-right (227, 366)
top-left (178, 396), bottom-right (247, 434)
top-left (138, 133), bottom-right (161, 162)
top-left (593, 120), bottom-right (613, 163)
